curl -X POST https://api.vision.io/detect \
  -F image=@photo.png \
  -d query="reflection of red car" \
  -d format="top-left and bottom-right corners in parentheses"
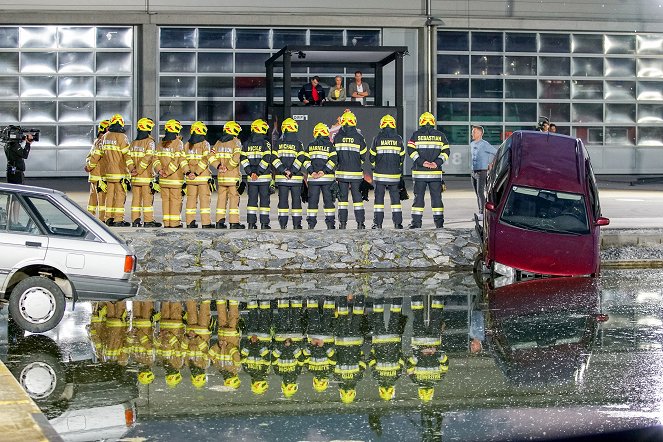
top-left (477, 131), bottom-right (610, 280)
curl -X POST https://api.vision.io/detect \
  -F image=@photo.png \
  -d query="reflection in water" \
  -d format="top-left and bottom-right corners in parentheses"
top-left (2, 269), bottom-right (663, 441)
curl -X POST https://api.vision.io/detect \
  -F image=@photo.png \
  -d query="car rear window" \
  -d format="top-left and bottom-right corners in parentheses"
top-left (500, 186), bottom-right (590, 234)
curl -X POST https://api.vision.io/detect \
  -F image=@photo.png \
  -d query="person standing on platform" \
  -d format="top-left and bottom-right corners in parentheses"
top-left (298, 76), bottom-right (326, 106)
top-left (328, 76), bottom-right (346, 102)
top-left (334, 111), bottom-right (367, 230)
top-left (348, 71), bottom-right (370, 105)
top-left (470, 125), bottom-right (497, 219)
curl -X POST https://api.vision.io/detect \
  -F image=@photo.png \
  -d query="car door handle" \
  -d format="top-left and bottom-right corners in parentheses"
top-left (25, 241), bottom-right (42, 248)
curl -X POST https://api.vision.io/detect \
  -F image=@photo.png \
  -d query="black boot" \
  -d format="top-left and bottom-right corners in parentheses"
top-left (293, 222), bottom-right (302, 230)
top-left (339, 222), bottom-right (347, 230)
top-left (216, 220), bottom-right (227, 229)
top-left (105, 218), bottom-right (114, 227)
top-left (143, 221), bottom-right (162, 228)
top-left (326, 221), bottom-right (336, 230)
top-left (434, 219), bottom-right (444, 229)
top-left (202, 223), bottom-right (215, 229)
top-left (394, 223), bottom-right (403, 229)
top-left (115, 220), bottom-right (130, 227)
top-left (132, 218), bottom-right (142, 227)
top-left (408, 223), bottom-right (421, 229)
top-left (188, 220), bottom-right (198, 228)
top-left (229, 223), bottom-right (245, 229)
top-left (261, 223), bottom-right (271, 230)
top-left (357, 223), bottom-right (365, 230)
top-left (248, 223), bottom-right (258, 229)
top-left (279, 221), bottom-right (288, 230)
top-left (372, 224), bottom-right (382, 229)
top-left (307, 221), bottom-right (316, 230)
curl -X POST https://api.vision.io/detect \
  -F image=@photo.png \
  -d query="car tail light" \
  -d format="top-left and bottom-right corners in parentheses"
top-left (596, 314), bottom-right (609, 323)
top-left (124, 255), bottom-right (136, 273)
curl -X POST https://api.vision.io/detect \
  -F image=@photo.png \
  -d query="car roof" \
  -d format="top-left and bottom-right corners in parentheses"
top-left (0, 182), bottom-right (65, 196)
top-left (510, 130), bottom-right (587, 194)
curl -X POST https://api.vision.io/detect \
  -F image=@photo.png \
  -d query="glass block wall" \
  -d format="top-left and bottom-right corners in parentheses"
top-left (0, 26), bottom-right (134, 176)
top-left (437, 31), bottom-right (663, 173)
top-left (158, 27), bottom-right (380, 131)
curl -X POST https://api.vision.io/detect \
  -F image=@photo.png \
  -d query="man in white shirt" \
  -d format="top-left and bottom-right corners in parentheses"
top-left (348, 71), bottom-right (370, 106)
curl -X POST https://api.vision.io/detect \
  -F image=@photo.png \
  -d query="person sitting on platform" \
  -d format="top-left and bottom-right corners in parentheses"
top-left (298, 76), bottom-right (326, 106)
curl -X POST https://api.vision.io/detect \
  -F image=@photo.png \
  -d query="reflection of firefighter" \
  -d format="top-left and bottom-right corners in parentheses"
top-left (129, 118), bottom-right (161, 228)
top-left (334, 111), bottom-right (367, 230)
top-left (88, 301), bottom-right (107, 358)
top-left (101, 301), bottom-right (131, 366)
top-left (370, 115), bottom-right (405, 229)
top-left (132, 301), bottom-right (158, 386)
top-left (185, 300), bottom-right (212, 388)
top-left (335, 295), bottom-right (366, 404)
top-left (368, 297), bottom-right (406, 401)
top-left (408, 295), bottom-right (449, 402)
top-left (240, 300), bottom-right (272, 395)
top-left (210, 121), bottom-right (245, 229)
top-left (154, 120), bottom-right (190, 228)
top-left (304, 297), bottom-right (337, 392)
top-left (272, 118), bottom-right (307, 229)
top-left (272, 298), bottom-right (306, 398)
top-left (208, 300), bottom-right (242, 389)
top-left (85, 119), bottom-right (110, 220)
top-left (184, 122), bottom-right (214, 229)
top-left (156, 301), bottom-right (187, 388)
top-left (304, 123), bottom-right (337, 229)
top-left (241, 119), bottom-right (273, 229)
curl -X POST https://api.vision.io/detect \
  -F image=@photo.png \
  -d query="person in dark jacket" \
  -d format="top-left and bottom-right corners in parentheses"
top-left (334, 111), bottom-right (367, 229)
top-left (4, 129), bottom-right (34, 184)
top-left (304, 123), bottom-right (337, 229)
top-left (240, 300), bottom-right (273, 396)
top-left (370, 115), bottom-right (405, 229)
top-left (273, 118), bottom-right (307, 229)
top-left (298, 76), bottom-right (326, 106)
top-left (241, 119), bottom-right (273, 229)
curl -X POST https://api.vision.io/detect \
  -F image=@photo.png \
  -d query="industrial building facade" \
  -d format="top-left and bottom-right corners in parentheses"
top-left (0, 1), bottom-right (661, 176)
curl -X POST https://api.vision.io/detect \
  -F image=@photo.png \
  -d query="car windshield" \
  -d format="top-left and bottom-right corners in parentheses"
top-left (500, 186), bottom-right (590, 234)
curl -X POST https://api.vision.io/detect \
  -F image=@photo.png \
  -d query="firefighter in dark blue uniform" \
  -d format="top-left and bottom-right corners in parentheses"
top-left (241, 119), bottom-right (273, 229)
top-left (407, 112), bottom-right (450, 229)
top-left (370, 114), bottom-right (405, 229)
top-left (334, 111), bottom-right (367, 230)
top-left (304, 123), bottom-right (337, 229)
top-left (272, 298), bottom-right (306, 398)
top-left (304, 296), bottom-right (337, 393)
top-left (272, 118), bottom-right (307, 229)
top-left (335, 295), bottom-right (366, 404)
top-left (240, 300), bottom-right (273, 395)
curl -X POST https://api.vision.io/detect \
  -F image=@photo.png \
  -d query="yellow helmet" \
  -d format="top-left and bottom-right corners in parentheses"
top-left (251, 380), bottom-right (269, 395)
top-left (281, 118), bottom-right (298, 133)
top-left (312, 376), bottom-right (329, 392)
top-left (419, 112), bottom-right (436, 127)
top-left (136, 117), bottom-right (155, 132)
top-left (339, 387), bottom-right (357, 404)
top-left (110, 113), bottom-right (125, 127)
top-left (379, 114), bottom-right (396, 129)
top-left (340, 111), bottom-right (357, 127)
top-left (137, 370), bottom-right (155, 385)
top-left (190, 121), bottom-right (208, 136)
top-left (378, 385), bottom-right (395, 401)
top-left (313, 123), bottom-right (330, 138)
top-left (191, 373), bottom-right (208, 389)
top-left (165, 372), bottom-right (182, 388)
top-left (224, 121), bottom-right (242, 136)
top-left (418, 387), bottom-right (434, 402)
top-left (281, 382), bottom-right (299, 398)
top-left (98, 119), bottom-right (110, 134)
top-left (224, 375), bottom-right (241, 390)
top-left (251, 119), bottom-right (269, 134)
top-left (164, 119), bottom-right (182, 134)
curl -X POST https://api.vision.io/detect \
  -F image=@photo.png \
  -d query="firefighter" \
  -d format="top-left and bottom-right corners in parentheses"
top-left (185, 300), bottom-right (212, 388)
top-left (304, 123), bottom-right (337, 229)
top-left (370, 115), bottom-right (405, 229)
top-left (208, 299), bottom-right (242, 390)
top-left (368, 297), bottom-right (406, 402)
top-left (154, 120), bottom-right (190, 228)
top-left (272, 298), bottom-right (306, 398)
top-left (408, 294), bottom-right (449, 403)
top-left (334, 111), bottom-right (367, 229)
top-left (132, 301), bottom-right (158, 386)
top-left (86, 114), bottom-right (135, 227)
top-left (85, 119), bottom-right (109, 220)
top-left (183, 122), bottom-right (214, 228)
top-left (210, 121), bottom-right (245, 229)
top-left (101, 301), bottom-right (131, 367)
top-left (88, 302), bottom-right (107, 358)
top-left (240, 300), bottom-right (272, 395)
top-left (304, 296), bottom-right (337, 393)
top-left (407, 112), bottom-right (450, 229)
top-left (156, 301), bottom-right (187, 388)
top-left (272, 118), bottom-right (307, 229)
top-left (129, 117), bottom-right (161, 228)
top-left (334, 295), bottom-right (366, 404)
top-left (241, 119), bottom-right (273, 229)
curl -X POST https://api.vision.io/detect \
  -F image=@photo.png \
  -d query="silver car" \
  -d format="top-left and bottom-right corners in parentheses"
top-left (0, 183), bottom-right (139, 333)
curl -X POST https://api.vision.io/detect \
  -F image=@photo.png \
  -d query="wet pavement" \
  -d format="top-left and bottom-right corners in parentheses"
top-left (1, 269), bottom-right (663, 441)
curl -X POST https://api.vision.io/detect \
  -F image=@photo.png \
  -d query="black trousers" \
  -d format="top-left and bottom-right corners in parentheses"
top-left (373, 182), bottom-right (402, 226)
top-left (337, 180), bottom-right (365, 224)
top-left (307, 297), bottom-right (336, 335)
top-left (247, 182), bottom-right (270, 224)
top-left (411, 180), bottom-right (444, 227)
top-left (6, 168), bottom-right (24, 184)
top-left (411, 294), bottom-right (444, 337)
top-left (277, 185), bottom-right (303, 227)
top-left (307, 183), bottom-right (335, 227)
top-left (246, 300), bottom-right (272, 335)
top-left (274, 299), bottom-right (304, 334)
top-left (369, 297), bottom-right (405, 335)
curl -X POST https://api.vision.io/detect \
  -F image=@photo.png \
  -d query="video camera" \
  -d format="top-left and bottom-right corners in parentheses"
top-left (1, 125), bottom-right (40, 143)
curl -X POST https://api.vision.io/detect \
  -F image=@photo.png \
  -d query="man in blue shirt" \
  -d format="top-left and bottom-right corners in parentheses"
top-left (470, 125), bottom-right (497, 218)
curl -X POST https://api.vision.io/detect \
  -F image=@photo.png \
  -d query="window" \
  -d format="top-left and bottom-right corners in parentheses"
top-left (0, 194), bottom-right (41, 234)
top-left (586, 162), bottom-right (601, 221)
top-left (24, 196), bottom-right (86, 237)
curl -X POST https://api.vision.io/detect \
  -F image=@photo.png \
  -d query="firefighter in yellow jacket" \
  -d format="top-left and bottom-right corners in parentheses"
top-left (210, 121), bottom-right (245, 229)
top-left (156, 301), bottom-right (188, 388)
top-left (85, 119), bottom-right (109, 220)
top-left (208, 299), bottom-right (242, 390)
top-left (184, 122), bottom-right (214, 228)
top-left (101, 301), bottom-right (131, 366)
top-left (132, 301), bottom-right (158, 386)
top-left (185, 300), bottom-right (212, 388)
top-left (86, 114), bottom-right (135, 227)
top-left (154, 120), bottom-right (190, 228)
top-left (129, 117), bottom-right (161, 228)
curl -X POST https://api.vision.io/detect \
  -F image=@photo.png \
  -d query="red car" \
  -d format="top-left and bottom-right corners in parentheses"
top-left (475, 131), bottom-right (610, 282)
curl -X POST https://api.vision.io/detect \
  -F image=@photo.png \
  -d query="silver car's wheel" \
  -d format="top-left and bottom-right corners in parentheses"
top-left (19, 362), bottom-right (58, 399)
top-left (9, 276), bottom-right (66, 333)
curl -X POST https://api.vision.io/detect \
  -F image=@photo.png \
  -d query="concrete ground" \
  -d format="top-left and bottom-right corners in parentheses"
top-left (11, 175), bottom-right (663, 229)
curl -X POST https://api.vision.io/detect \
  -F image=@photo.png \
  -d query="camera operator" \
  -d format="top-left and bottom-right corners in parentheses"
top-left (4, 131), bottom-right (34, 184)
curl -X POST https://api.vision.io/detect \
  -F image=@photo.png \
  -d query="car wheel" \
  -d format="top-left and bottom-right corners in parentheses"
top-left (8, 276), bottom-right (66, 333)
top-left (473, 253), bottom-right (486, 289)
